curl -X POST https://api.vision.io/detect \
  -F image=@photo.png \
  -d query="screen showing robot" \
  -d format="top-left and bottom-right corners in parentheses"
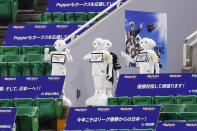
top-left (136, 52), bottom-right (147, 62)
top-left (90, 53), bottom-right (104, 63)
top-left (51, 54), bottom-right (66, 63)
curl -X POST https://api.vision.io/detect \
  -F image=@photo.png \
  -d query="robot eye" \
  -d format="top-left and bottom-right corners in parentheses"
top-left (55, 44), bottom-right (57, 46)
top-left (98, 43), bottom-right (100, 45)
top-left (145, 41), bottom-right (147, 43)
top-left (59, 44), bottom-right (60, 47)
top-left (107, 44), bottom-right (109, 46)
top-left (94, 43), bottom-right (96, 45)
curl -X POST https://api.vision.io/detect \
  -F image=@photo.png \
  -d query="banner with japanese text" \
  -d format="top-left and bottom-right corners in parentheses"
top-left (46, 0), bottom-right (127, 13)
top-left (65, 106), bottom-right (160, 130)
top-left (157, 122), bottom-right (197, 131)
top-left (0, 76), bottom-right (65, 99)
top-left (4, 24), bottom-right (93, 46)
top-left (0, 108), bottom-right (17, 131)
top-left (116, 73), bottom-right (197, 97)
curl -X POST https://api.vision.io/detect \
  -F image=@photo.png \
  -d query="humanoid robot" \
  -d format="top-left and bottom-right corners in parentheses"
top-left (44, 39), bottom-right (73, 107)
top-left (121, 38), bottom-right (160, 74)
top-left (103, 40), bottom-right (121, 97)
top-left (83, 38), bottom-right (113, 106)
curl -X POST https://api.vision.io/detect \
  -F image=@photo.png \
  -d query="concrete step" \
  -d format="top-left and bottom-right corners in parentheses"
top-left (16, 14), bottom-right (41, 23)
top-left (18, 10), bottom-right (35, 14)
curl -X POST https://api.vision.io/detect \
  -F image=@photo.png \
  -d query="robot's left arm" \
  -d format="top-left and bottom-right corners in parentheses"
top-left (151, 53), bottom-right (160, 74)
top-left (136, 23), bottom-right (143, 35)
top-left (106, 53), bottom-right (113, 80)
top-left (65, 48), bottom-right (73, 63)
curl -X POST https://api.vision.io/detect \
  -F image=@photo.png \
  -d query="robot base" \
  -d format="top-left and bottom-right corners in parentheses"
top-left (85, 90), bottom-right (108, 106)
top-left (62, 96), bottom-right (72, 107)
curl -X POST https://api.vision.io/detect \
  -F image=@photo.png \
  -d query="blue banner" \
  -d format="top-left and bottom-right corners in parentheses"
top-left (4, 24), bottom-right (93, 46)
top-left (0, 108), bottom-right (17, 131)
top-left (0, 76), bottom-right (65, 99)
top-left (116, 73), bottom-right (197, 97)
top-left (47, 0), bottom-right (126, 13)
top-left (65, 106), bottom-right (160, 130)
top-left (157, 122), bottom-right (197, 131)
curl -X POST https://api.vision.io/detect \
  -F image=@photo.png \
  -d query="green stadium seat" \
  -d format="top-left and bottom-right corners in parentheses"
top-left (87, 12), bottom-right (98, 21)
top-left (96, 12), bottom-right (108, 21)
top-left (74, 12), bottom-right (87, 22)
top-left (42, 45), bottom-right (56, 54)
top-left (119, 130), bottom-right (130, 131)
top-left (177, 95), bottom-right (196, 104)
top-left (164, 120), bottom-right (186, 122)
top-left (132, 96), bottom-right (152, 105)
top-left (25, 54), bottom-right (44, 62)
top-left (180, 112), bottom-right (197, 121)
top-left (0, 46), bottom-right (19, 55)
top-left (44, 62), bottom-right (52, 76)
top-left (8, 62), bottom-right (20, 76)
top-left (31, 62), bottom-right (43, 76)
top-left (40, 12), bottom-right (64, 22)
top-left (27, 21), bottom-right (49, 24)
top-left (2, 55), bottom-right (25, 62)
top-left (118, 97), bottom-right (131, 105)
top-left (34, 98), bottom-right (56, 120)
top-left (95, 130), bottom-right (105, 131)
top-left (20, 46), bottom-right (41, 55)
top-left (188, 120), bottom-right (197, 122)
top-left (0, 99), bottom-right (11, 107)
top-left (159, 112), bottom-right (179, 121)
top-left (162, 104), bottom-right (185, 113)
top-left (153, 96), bottom-right (175, 105)
top-left (107, 97), bottom-right (118, 106)
top-left (15, 107), bottom-right (39, 131)
top-left (56, 98), bottom-right (63, 119)
top-left (21, 62), bottom-right (31, 76)
top-left (64, 13), bottom-right (75, 22)
top-left (12, 98), bottom-right (34, 107)
top-left (0, 62), bottom-right (8, 76)
top-left (0, 0), bottom-right (18, 22)
top-left (184, 104), bottom-right (197, 112)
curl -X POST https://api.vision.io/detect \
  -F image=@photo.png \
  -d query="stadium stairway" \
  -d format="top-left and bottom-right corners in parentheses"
top-left (0, 0), bottom-right (48, 45)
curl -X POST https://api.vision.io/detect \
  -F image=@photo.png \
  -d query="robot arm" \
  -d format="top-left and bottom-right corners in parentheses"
top-left (44, 48), bottom-right (51, 62)
top-left (121, 51), bottom-right (136, 63)
top-left (151, 53), bottom-right (160, 74)
top-left (106, 54), bottom-right (113, 80)
top-left (115, 70), bottom-right (120, 81)
top-left (65, 48), bottom-right (73, 63)
top-left (83, 53), bottom-right (92, 60)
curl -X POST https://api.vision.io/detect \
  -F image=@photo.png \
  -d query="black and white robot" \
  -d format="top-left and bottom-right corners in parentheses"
top-left (121, 38), bottom-right (160, 74)
top-left (44, 39), bottom-right (73, 107)
top-left (83, 38), bottom-right (113, 106)
top-left (103, 40), bottom-right (121, 98)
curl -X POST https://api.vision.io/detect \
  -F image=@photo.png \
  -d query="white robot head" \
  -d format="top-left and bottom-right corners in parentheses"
top-left (54, 40), bottom-right (67, 51)
top-left (140, 38), bottom-right (156, 50)
top-left (103, 39), bottom-right (112, 51)
top-left (92, 38), bottom-right (104, 50)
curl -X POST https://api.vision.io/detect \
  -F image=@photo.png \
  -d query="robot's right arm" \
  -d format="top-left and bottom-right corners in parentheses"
top-left (121, 51), bottom-right (136, 63)
top-left (65, 48), bottom-right (73, 63)
top-left (83, 53), bottom-right (91, 60)
top-left (44, 48), bottom-right (51, 62)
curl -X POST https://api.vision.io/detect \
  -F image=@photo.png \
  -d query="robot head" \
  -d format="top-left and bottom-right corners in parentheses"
top-left (92, 38), bottom-right (104, 50)
top-left (54, 40), bottom-right (67, 51)
top-left (103, 39), bottom-right (112, 51)
top-left (140, 38), bottom-right (156, 50)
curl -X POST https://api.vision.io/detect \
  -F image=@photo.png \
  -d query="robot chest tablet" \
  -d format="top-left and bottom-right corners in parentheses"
top-left (136, 52), bottom-right (148, 62)
top-left (51, 54), bottom-right (67, 64)
top-left (90, 53), bottom-right (104, 63)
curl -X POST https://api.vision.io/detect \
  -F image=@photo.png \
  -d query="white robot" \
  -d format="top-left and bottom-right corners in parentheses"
top-left (44, 39), bottom-right (73, 107)
top-left (103, 40), bottom-right (121, 98)
top-left (121, 38), bottom-right (160, 74)
top-left (83, 38), bottom-right (113, 106)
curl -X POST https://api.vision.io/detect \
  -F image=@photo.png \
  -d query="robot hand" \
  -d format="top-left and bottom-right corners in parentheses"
top-left (106, 73), bottom-right (112, 80)
top-left (115, 70), bottom-right (120, 82)
top-left (44, 48), bottom-right (49, 54)
top-left (140, 23), bottom-right (143, 28)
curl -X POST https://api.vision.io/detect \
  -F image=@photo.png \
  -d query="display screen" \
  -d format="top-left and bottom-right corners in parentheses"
top-left (51, 54), bottom-right (66, 63)
top-left (136, 52), bottom-right (147, 62)
top-left (90, 53), bottom-right (104, 62)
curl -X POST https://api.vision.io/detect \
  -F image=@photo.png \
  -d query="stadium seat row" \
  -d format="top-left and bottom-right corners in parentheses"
top-left (40, 12), bottom-right (109, 23)
top-left (0, 98), bottom-right (63, 120)
top-left (0, 0), bottom-right (37, 22)
top-left (0, 45), bottom-right (55, 55)
top-left (0, 62), bottom-right (51, 76)
top-left (108, 96), bottom-right (197, 106)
